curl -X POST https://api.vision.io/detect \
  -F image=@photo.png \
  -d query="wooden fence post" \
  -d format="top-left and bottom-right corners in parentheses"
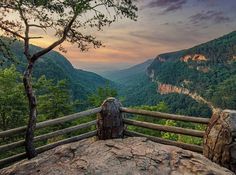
top-left (203, 110), bottom-right (236, 173)
top-left (97, 97), bottom-right (124, 140)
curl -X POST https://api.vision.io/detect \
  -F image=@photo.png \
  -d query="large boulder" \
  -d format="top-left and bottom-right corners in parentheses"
top-left (1, 137), bottom-right (234, 175)
top-left (203, 110), bottom-right (236, 172)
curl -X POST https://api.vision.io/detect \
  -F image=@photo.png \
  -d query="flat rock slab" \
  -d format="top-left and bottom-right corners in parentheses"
top-left (1, 137), bottom-right (234, 175)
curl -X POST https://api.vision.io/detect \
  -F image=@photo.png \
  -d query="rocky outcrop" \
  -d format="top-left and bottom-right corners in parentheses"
top-left (180, 54), bottom-right (207, 62)
top-left (233, 55), bottom-right (236, 61)
top-left (204, 110), bottom-right (236, 173)
top-left (148, 69), bottom-right (155, 82)
top-left (156, 56), bottom-right (166, 62)
top-left (196, 66), bottom-right (210, 73)
top-left (158, 83), bottom-right (190, 95)
top-left (1, 137), bottom-right (234, 175)
top-left (158, 83), bottom-right (218, 113)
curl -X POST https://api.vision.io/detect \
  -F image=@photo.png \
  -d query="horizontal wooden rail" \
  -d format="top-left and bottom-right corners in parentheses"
top-left (124, 118), bottom-right (204, 138)
top-left (0, 120), bottom-right (96, 152)
top-left (124, 130), bottom-right (203, 153)
top-left (121, 107), bottom-right (210, 124)
top-left (0, 130), bottom-right (97, 168)
top-left (0, 107), bottom-right (101, 138)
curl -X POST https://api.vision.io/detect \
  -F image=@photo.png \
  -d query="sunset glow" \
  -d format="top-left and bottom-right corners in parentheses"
top-left (13, 0), bottom-right (236, 73)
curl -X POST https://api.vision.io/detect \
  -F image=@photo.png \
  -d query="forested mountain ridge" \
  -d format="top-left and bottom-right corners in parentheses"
top-left (101, 59), bottom-right (153, 84)
top-left (106, 31), bottom-right (236, 117)
top-left (0, 39), bottom-right (110, 101)
top-left (147, 31), bottom-right (236, 110)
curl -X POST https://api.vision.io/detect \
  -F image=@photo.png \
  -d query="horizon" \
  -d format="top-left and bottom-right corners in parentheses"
top-left (5, 0), bottom-right (236, 73)
top-left (74, 30), bottom-right (236, 75)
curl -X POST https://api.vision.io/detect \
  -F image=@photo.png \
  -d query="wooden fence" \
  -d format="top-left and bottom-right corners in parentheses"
top-left (0, 97), bottom-right (210, 168)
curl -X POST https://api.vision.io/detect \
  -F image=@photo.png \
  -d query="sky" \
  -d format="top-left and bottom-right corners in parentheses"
top-left (9, 0), bottom-right (236, 73)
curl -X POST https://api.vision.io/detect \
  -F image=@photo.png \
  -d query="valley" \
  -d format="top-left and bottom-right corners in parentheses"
top-left (104, 31), bottom-right (236, 117)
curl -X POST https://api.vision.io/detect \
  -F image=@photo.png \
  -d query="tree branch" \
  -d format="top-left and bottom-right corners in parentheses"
top-left (16, 0), bottom-right (31, 60)
top-left (29, 24), bottom-right (53, 29)
top-left (31, 14), bottom-right (78, 62)
top-left (0, 25), bottom-right (25, 39)
top-left (29, 36), bottom-right (43, 39)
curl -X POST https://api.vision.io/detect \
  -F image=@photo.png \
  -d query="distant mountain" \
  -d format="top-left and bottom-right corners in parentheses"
top-left (101, 59), bottom-right (153, 84)
top-left (0, 39), bottom-right (109, 104)
top-left (106, 31), bottom-right (236, 117)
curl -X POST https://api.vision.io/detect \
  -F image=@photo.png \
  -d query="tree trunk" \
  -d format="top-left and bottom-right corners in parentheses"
top-left (23, 62), bottom-right (37, 159)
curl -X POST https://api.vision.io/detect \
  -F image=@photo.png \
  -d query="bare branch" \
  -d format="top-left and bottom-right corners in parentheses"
top-left (28, 24), bottom-right (53, 29)
top-left (0, 25), bottom-right (25, 39)
top-left (31, 13), bottom-right (78, 62)
top-left (29, 36), bottom-right (43, 39)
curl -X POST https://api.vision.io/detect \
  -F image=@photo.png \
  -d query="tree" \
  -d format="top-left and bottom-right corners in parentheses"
top-left (0, 0), bottom-right (138, 158)
top-left (88, 83), bottom-right (118, 107)
top-left (36, 76), bottom-right (75, 121)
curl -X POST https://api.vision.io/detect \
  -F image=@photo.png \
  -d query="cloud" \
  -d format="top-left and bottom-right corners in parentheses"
top-left (143, 0), bottom-right (187, 14)
top-left (128, 29), bottom-right (207, 47)
top-left (189, 10), bottom-right (231, 26)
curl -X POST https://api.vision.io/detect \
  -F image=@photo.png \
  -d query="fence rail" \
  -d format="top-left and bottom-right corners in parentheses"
top-left (0, 98), bottom-right (210, 169)
top-left (0, 107), bottom-right (101, 168)
top-left (124, 130), bottom-right (203, 153)
top-left (0, 120), bottom-right (97, 152)
top-left (121, 107), bottom-right (210, 124)
top-left (124, 118), bottom-right (205, 138)
top-left (0, 107), bottom-right (101, 138)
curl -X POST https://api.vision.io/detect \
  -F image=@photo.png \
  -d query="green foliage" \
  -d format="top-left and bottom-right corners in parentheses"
top-left (0, 65), bottom-right (94, 160)
top-left (0, 65), bottom-right (27, 131)
top-left (127, 102), bottom-right (169, 138)
top-left (0, 38), bottom-right (17, 65)
top-left (35, 76), bottom-right (76, 121)
top-left (116, 70), bottom-right (212, 117)
top-left (147, 31), bottom-right (236, 111)
top-left (88, 83), bottom-right (118, 107)
top-left (0, 65), bottom-right (79, 131)
top-left (128, 103), bottom-right (205, 146)
top-left (185, 31), bottom-right (236, 65)
top-left (0, 40), bottom-right (111, 110)
top-left (206, 74), bottom-right (236, 109)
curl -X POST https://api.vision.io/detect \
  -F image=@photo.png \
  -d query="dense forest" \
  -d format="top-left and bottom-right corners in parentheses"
top-left (0, 39), bottom-right (111, 109)
top-left (148, 31), bottom-right (236, 110)
top-left (104, 31), bottom-right (236, 117)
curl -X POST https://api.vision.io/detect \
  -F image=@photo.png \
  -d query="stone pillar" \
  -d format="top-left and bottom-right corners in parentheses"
top-left (97, 97), bottom-right (124, 140)
top-left (203, 110), bottom-right (236, 172)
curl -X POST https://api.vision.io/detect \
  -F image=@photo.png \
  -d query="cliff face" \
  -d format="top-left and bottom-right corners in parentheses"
top-left (180, 54), bottom-right (207, 62)
top-left (0, 137), bottom-right (234, 175)
top-left (158, 83), bottom-right (217, 112)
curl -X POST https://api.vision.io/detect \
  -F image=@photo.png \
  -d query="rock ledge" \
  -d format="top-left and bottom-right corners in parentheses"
top-left (1, 137), bottom-right (234, 175)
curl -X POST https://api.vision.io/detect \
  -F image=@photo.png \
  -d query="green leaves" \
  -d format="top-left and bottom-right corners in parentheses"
top-left (0, 37), bottom-right (17, 66)
top-left (0, 65), bottom-right (27, 130)
top-left (88, 82), bottom-right (118, 107)
top-left (0, 65), bottom-right (77, 130)
top-left (35, 76), bottom-right (75, 121)
top-left (128, 103), bottom-right (205, 146)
